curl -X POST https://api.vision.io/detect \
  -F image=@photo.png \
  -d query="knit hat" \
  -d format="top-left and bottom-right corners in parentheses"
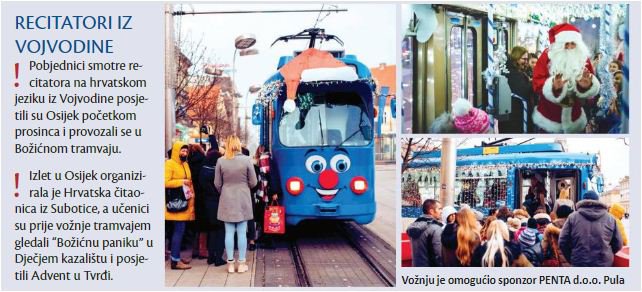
top-left (452, 98), bottom-right (490, 134)
top-left (548, 23), bottom-right (582, 45)
top-left (519, 227), bottom-right (537, 247)
top-left (507, 217), bottom-right (521, 232)
top-left (442, 206), bottom-right (457, 224)
top-left (583, 190), bottom-right (599, 201)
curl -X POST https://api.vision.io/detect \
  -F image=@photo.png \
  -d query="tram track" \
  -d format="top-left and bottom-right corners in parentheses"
top-left (287, 221), bottom-right (394, 287)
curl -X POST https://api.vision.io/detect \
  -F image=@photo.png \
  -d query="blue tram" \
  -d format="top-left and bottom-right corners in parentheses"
top-left (404, 143), bottom-right (604, 216)
top-left (254, 29), bottom-right (376, 225)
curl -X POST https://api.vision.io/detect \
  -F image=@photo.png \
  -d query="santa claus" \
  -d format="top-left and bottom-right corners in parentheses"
top-left (532, 23), bottom-right (601, 133)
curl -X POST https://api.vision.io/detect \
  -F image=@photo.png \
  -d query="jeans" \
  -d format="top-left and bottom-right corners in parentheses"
top-left (224, 221), bottom-right (248, 261)
top-left (170, 221), bottom-right (187, 262)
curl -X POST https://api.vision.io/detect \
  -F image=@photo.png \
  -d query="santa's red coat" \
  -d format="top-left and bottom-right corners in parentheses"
top-left (532, 49), bottom-right (601, 133)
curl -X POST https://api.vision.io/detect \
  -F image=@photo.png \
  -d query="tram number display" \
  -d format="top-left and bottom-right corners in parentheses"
top-left (483, 147), bottom-right (499, 155)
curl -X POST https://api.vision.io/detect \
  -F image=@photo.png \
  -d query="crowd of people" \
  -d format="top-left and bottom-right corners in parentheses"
top-left (501, 23), bottom-right (627, 134)
top-left (164, 135), bottom-right (277, 273)
top-left (406, 189), bottom-right (627, 267)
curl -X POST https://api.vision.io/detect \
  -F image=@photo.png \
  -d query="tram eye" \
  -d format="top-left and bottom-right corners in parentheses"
top-left (330, 154), bottom-right (351, 173)
top-left (305, 155), bottom-right (327, 173)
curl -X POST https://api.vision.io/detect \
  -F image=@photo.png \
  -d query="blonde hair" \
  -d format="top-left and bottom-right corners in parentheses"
top-left (224, 135), bottom-right (241, 159)
top-left (456, 208), bottom-right (481, 266)
top-left (481, 220), bottom-right (510, 267)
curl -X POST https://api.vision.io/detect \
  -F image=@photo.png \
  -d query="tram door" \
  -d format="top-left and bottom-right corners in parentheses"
top-left (518, 170), bottom-right (580, 209)
top-left (445, 11), bottom-right (483, 107)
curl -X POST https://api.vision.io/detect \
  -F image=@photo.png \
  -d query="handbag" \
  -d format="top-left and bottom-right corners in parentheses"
top-left (166, 187), bottom-right (188, 212)
top-left (263, 200), bottom-right (285, 234)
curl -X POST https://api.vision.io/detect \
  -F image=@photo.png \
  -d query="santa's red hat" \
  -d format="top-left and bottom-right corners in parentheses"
top-left (548, 23), bottom-right (583, 45)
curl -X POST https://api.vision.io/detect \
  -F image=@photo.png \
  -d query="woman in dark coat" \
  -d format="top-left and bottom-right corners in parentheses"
top-left (198, 137), bottom-right (227, 266)
top-left (500, 46), bottom-right (536, 133)
top-left (188, 144), bottom-right (207, 259)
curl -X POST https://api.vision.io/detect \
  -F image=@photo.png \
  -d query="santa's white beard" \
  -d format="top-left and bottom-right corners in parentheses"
top-left (548, 41), bottom-right (590, 82)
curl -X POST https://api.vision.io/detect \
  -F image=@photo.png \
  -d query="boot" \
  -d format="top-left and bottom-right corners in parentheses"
top-left (171, 261), bottom-right (192, 270)
top-left (227, 260), bottom-right (235, 273)
top-left (237, 260), bottom-right (249, 273)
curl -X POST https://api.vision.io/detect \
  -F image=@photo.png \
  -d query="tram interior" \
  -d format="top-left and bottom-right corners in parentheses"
top-left (519, 169), bottom-right (579, 210)
top-left (402, 4), bottom-right (628, 133)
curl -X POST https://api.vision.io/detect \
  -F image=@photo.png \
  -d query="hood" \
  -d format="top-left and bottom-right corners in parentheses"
top-left (406, 215), bottom-right (440, 239)
top-left (171, 141), bottom-right (188, 164)
top-left (609, 203), bottom-right (625, 219)
top-left (576, 199), bottom-right (608, 221)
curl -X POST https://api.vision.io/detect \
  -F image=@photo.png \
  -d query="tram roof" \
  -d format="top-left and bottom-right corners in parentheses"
top-left (413, 143), bottom-right (564, 158)
top-left (265, 53), bottom-right (372, 84)
top-left (409, 146), bottom-right (597, 168)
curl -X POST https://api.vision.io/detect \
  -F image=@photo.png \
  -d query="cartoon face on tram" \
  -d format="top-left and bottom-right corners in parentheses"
top-left (258, 49), bottom-right (377, 226)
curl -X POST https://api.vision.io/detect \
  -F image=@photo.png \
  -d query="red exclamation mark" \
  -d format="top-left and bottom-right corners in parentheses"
top-left (14, 63), bottom-right (19, 87)
top-left (14, 173), bottom-right (19, 197)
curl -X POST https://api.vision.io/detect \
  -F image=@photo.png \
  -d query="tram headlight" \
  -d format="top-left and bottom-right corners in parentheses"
top-left (350, 176), bottom-right (368, 195)
top-left (286, 177), bottom-right (304, 196)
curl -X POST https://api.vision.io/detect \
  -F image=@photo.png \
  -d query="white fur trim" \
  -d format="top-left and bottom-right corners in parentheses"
top-left (300, 67), bottom-right (358, 82)
top-left (561, 107), bottom-right (587, 133)
top-left (575, 75), bottom-right (600, 98)
top-left (554, 31), bottom-right (582, 45)
top-left (283, 99), bottom-right (296, 113)
top-left (542, 75), bottom-right (568, 103)
top-left (532, 106), bottom-right (562, 133)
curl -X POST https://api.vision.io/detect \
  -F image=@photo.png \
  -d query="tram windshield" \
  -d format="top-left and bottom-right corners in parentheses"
top-left (278, 91), bottom-right (372, 147)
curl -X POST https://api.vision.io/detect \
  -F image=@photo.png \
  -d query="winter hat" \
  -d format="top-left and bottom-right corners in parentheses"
top-left (518, 226), bottom-right (537, 247)
top-left (442, 206), bottom-right (457, 224)
top-left (533, 213), bottom-right (552, 225)
top-left (583, 190), bottom-right (599, 201)
top-left (556, 205), bottom-right (573, 219)
top-left (513, 209), bottom-right (530, 220)
top-left (548, 23), bottom-right (582, 45)
top-left (507, 217), bottom-right (521, 232)
top-left (452, 98), bottom-right (490, 134)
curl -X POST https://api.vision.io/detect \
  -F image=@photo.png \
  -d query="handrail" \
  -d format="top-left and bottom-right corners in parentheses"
top-left (511, 94), bottom-right (528, 133)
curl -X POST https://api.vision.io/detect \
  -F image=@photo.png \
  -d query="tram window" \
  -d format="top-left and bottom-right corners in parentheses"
top-left (278, 92), bottom-right (372, 147)
top-left (466, 28), bottom-right (476, 103)
top-left (455, 176), bottom-right (508, 209)
top-left (449, 26), bottom-right (464, 101)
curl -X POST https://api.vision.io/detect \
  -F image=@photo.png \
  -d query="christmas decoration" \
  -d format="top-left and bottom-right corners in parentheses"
top-left (597, 4), bottom-right (616, 111)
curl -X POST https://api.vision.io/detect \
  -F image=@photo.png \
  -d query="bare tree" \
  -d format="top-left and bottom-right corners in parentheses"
top-left (401, 138), bottom-right (441, 173)
top-left (174, 11), bottom-right (239, 142)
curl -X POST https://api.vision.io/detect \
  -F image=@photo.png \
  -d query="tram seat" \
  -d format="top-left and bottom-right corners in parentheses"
top-left (327, 129), bottom-right (343, 145)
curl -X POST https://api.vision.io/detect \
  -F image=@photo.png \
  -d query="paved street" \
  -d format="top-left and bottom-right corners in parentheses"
top-left (166, 164), bottom-right (398, 287)
top-left (367, 163), bottom-right (397, 247)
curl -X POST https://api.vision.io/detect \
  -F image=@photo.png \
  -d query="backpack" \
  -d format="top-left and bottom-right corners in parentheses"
top-left (522, 242), bottom-right (544, 267)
